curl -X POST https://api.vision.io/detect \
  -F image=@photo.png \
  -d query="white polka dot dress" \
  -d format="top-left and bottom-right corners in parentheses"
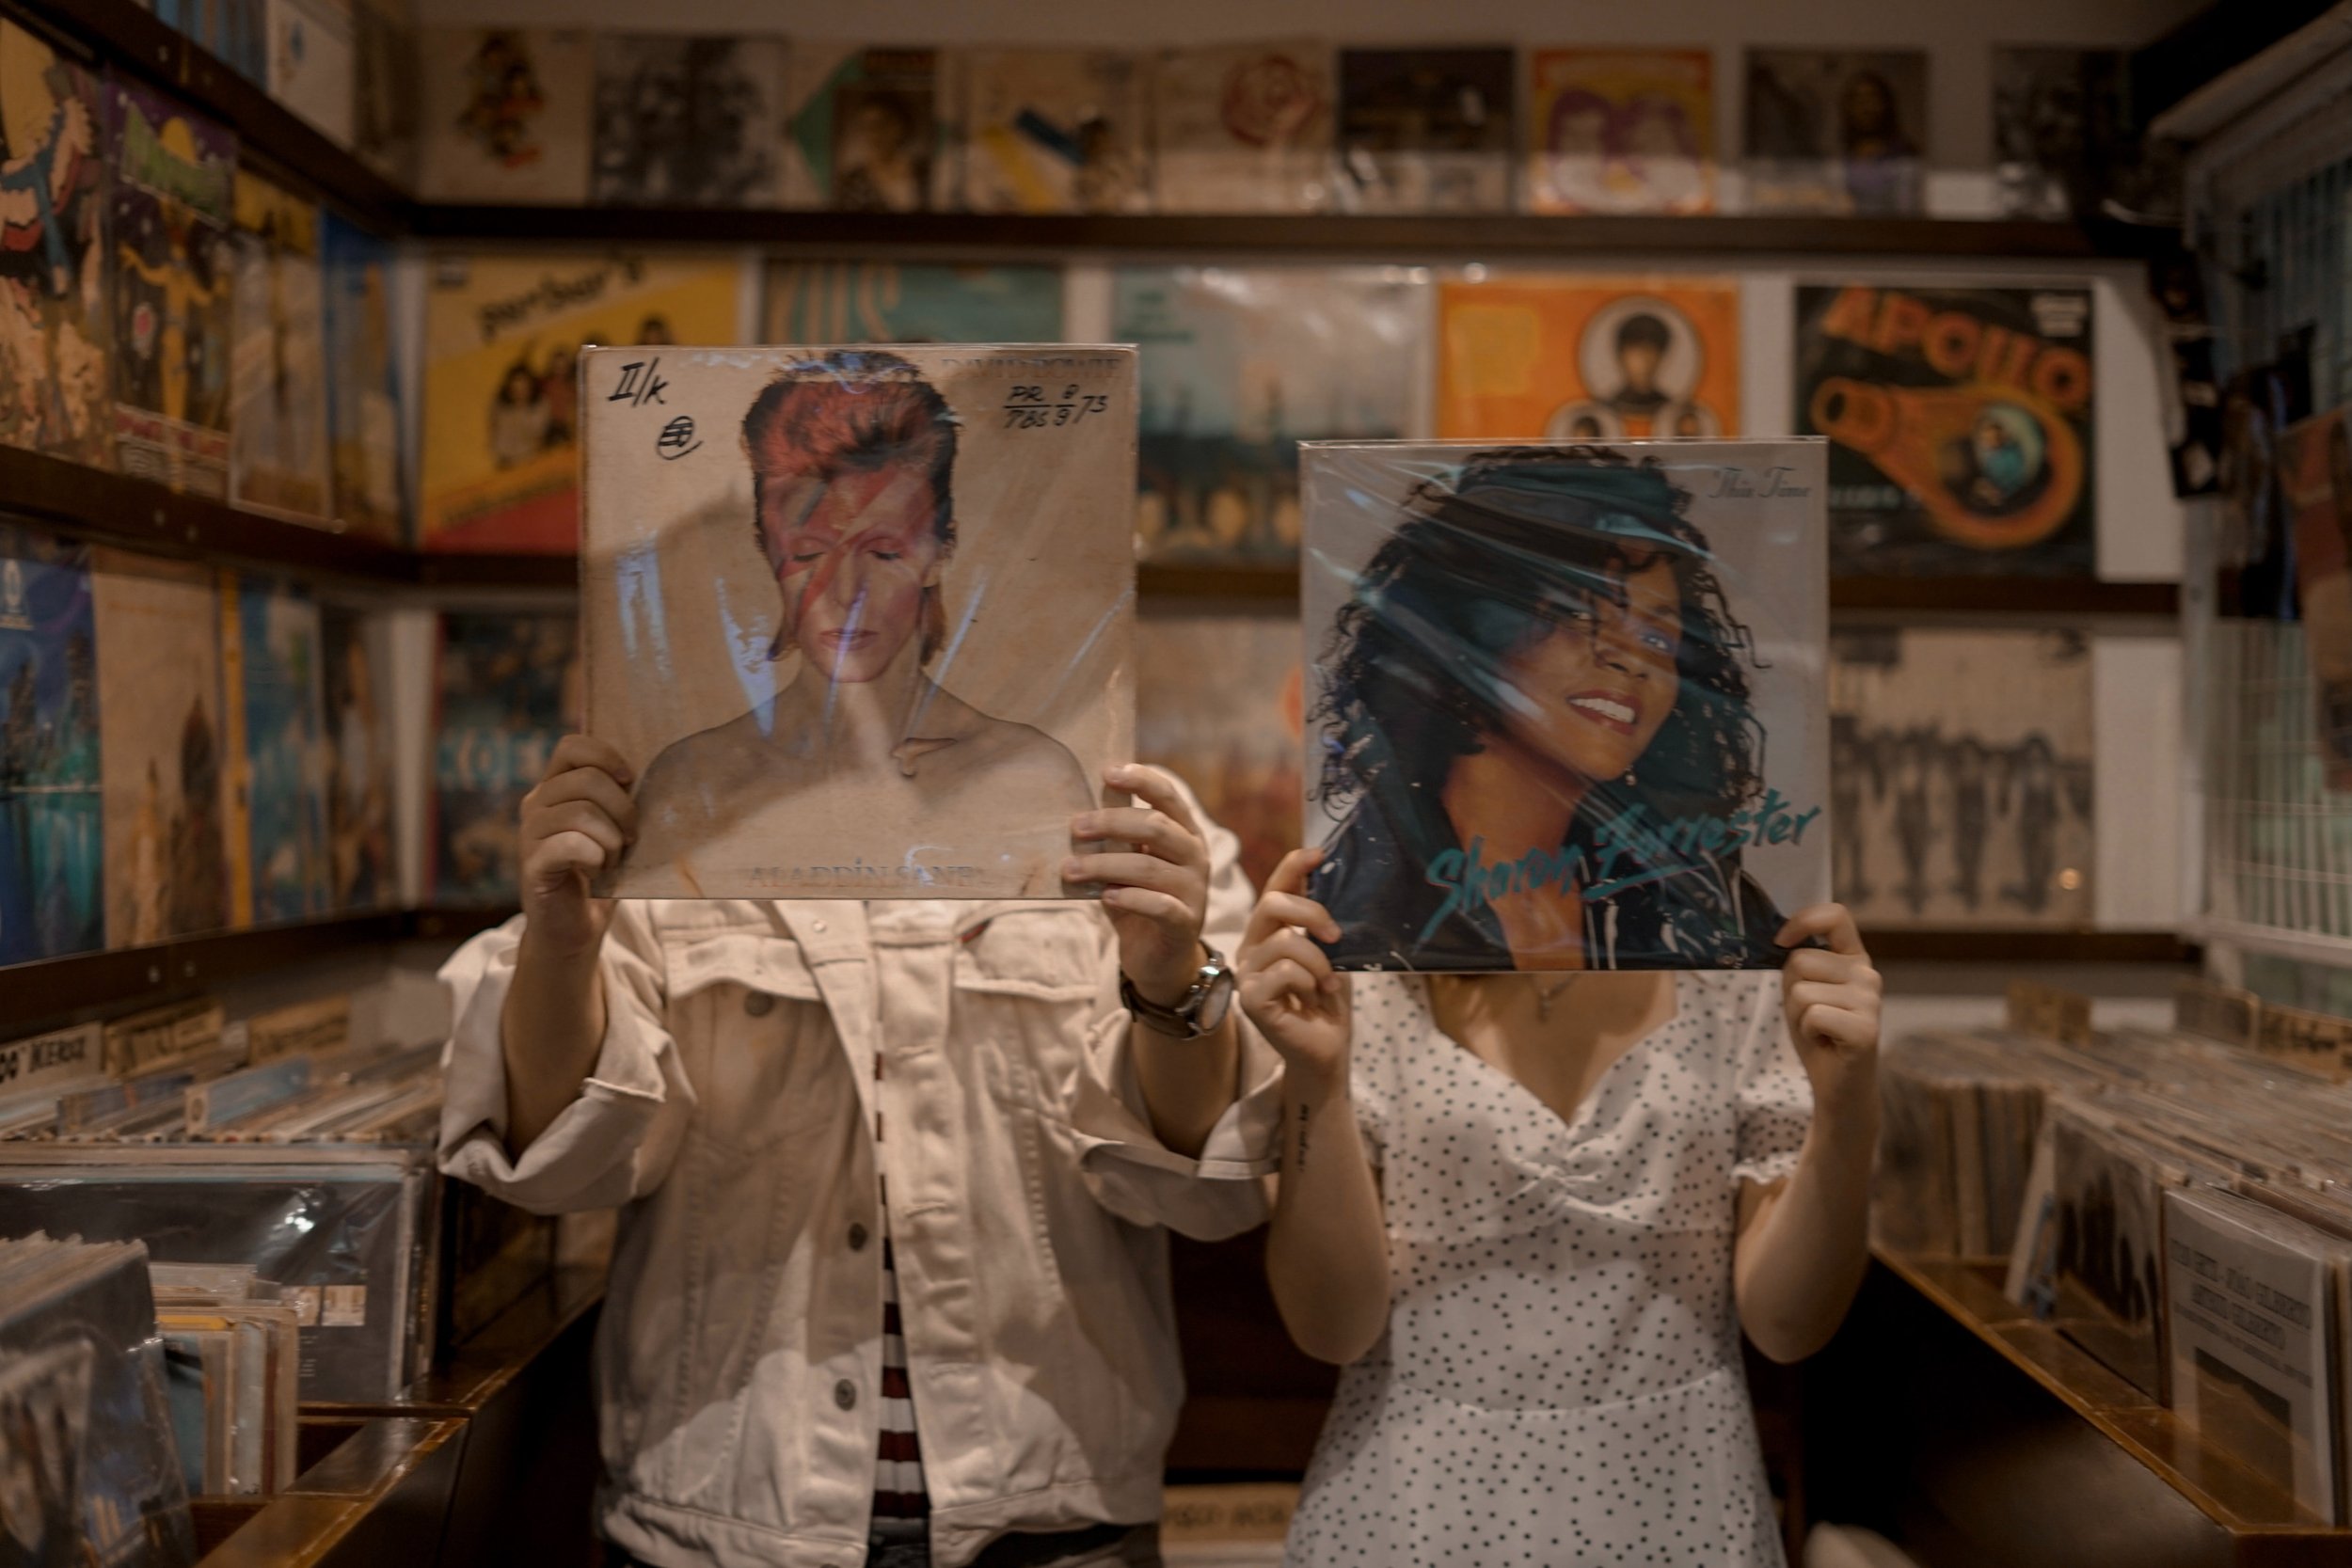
top-left (1284, 971), bottom-right (1812, 1568)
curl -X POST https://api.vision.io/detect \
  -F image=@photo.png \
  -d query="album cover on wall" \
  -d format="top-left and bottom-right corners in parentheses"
top-left (2050, 1105), bottom-right (2169, 1402)
top-left (1743, 49), bottom-right (1927, 214)
top-left (1797, 283), bottom-right (2096, 576)
top-left (320, 607), bottom-right (396, 911)
top-left (91, 548), bottom-right (230, 947)
top-left (1136, 615), bottom-right (1301, 892)
top-left (418, 250), bottom-right (746, 553)
top-left (783, 45), bottom-right (946, 211)
top-left (0, 19), bottom-right (111, 470)
top-left (961, 50), bottom-right (1150, 214)
top-left (0, 529), bottom-right (103, 963)
top-left (1152, 40), bottom-right (1335, 214)
top-left (320, 214), bottom-right (404, 543)
top-left (1302, 438), bottom-right (1830, 971)
top-left (109, 80), bottom-right (236, 498)
top-left (221, 577), bottom-right (327, 927)
top-left (2285, 407), bottom-right (2352, 789)
top-left (582, 345), bottom-right (1136, 900)
top-left (349, 0), bottom-right (418, 184)
top-left (228, 170), bottom-right (331, 523)
top-left (1828, 628), bottom-right (2093, 928)
top-left (1525, 48), bottom-right (1714, 214)
top-left (1334, 47), bottom-right (1514, 213)
top-left (589, 35), bottom-right (786, 208)
top-left (1117, 265), bottom-right (1427, 562)
top-left (416, 28), bottom-right (593, 204)
top-left (265, 0), bottom-right (356, 150)
top-left (1438, 276), bottom-right (1740, 441)
top-left (432, 610), bottom-right (576, 905)
top-left (762, 259), bottom-right (1064, 344)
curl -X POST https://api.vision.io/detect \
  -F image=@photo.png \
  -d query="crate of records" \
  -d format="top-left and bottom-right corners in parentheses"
top-left (1873, 988), bottom-right (2352, 1522)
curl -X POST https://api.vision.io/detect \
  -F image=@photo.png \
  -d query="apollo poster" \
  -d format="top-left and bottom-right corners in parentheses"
top-left (91, 547), bottom-right (230, 946)
top-left (1797, 283), bottom-right (2096, 576)
top-left (1828, 627), bottom-right (2093, 927)
top-left (582, 345), bottom-right (1136, 899)
top-left (0, 18), bottom-right (112, 469)
top-left (0, 529), bottom-right (103, 962)
top-left (1117, 264), bottom-right (1427, 562)
top-left (1438, 276), bottom-right (1740, 441)
top-left (1302, 438), bottom-right (1829, 971)
top-left (418, 250), bottom-right (746, 552)
top-left (1525, 48), bottom-right (1714, 214)
top-left (109, 79), bottom-right (236, 498)
top-left (1152, 40), bottom-right (1335, 214)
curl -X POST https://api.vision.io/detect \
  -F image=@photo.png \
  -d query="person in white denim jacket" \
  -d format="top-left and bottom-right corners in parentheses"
top-left (437, 736), bottom-right (1281, 1568)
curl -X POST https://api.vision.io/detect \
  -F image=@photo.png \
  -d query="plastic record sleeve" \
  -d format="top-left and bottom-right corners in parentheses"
top-left (1298, 438), bottom-right (1830, 973)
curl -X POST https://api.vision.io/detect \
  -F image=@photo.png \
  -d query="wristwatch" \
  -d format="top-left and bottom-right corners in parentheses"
top-left (1120, 947), bottom-right (1236, 1038)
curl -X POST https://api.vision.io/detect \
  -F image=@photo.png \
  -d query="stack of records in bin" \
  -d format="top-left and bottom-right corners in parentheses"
top-left (151, 1261), bottom-right (302, 1497)
top-left (0, 1233), bottom-right (198, 1567)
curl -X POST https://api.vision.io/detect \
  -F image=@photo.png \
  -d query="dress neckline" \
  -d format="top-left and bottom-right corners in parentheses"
top-left (1402, 974), bottom-right (1681, 1143)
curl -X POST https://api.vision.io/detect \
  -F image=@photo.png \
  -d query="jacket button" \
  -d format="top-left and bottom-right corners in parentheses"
top-left (743, 991), bottom-right (774, 1018)
top-left (848, 1222), bottom-right (869, 1252)
top-left (812, 918), bottom-right (828, 933)
top-left (834, 1378), bottom-right (857, 1411)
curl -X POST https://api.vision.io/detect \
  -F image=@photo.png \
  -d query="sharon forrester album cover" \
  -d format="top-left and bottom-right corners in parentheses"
top-left (1302, 439), bottom-right (1829, 971)
top-left (583, 345), bottom-right (1137, 899)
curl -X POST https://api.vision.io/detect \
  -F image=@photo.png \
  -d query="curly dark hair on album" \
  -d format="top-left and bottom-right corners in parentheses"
top-left (1311, 444), bottom-right (1766, 832)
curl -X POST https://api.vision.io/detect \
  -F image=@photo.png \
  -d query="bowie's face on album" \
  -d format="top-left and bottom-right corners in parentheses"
top-left (1496, 554), bottom-right (1682, 785)
top-left (757, 463), bottom-right (942, 686)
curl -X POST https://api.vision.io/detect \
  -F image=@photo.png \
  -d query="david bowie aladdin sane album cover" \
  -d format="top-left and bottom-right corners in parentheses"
top-left (1302, 439), bottom-right (1829, 971)
top-left (580, 343), bottom-right (1136, 900)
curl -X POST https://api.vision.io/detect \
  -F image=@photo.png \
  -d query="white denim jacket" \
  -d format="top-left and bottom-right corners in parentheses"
top-left (437, 816), bottom-right (1281, 1568)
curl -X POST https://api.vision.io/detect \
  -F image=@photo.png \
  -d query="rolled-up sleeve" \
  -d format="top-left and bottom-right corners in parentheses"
top-left (1069, 779), bottom-right (1283, 1242)
top-left (437, 903), bottom-right (695, 1215)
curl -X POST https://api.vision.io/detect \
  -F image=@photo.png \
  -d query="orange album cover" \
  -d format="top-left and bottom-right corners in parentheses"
top-left (1438, 276), bottom-right (1740, 441)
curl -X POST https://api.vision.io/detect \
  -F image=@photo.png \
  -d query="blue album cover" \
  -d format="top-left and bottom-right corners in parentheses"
top-left (433, 610), bottom-right (576, 905)
top-left (235, 579), bottom-right (328, 924)
top-left (0, 529), bottom-right (103, 962)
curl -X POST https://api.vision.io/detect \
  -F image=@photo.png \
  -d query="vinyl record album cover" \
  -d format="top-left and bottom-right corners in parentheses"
top-left (109, 79), bottom-right (236, 498)
top-left (784, 44), bottom-right (946, 211)
top-left (0, 529), bottom-right (103, 962)
top-left (2051, 1107), bottom-right (2169, 1402)
top-left (583, 345), bottom-right (1136, 900)
top-left (1526, 48), bottom-right (1714, 214)
top-left (962, 50), bottom-right (1150, 214)
top-left (1136, 614), bottom-right (1301, 891)
top-left (763, 259), bottom-right (1064, 344)
top-left (419, 250), bottom-right (746, 552)
top-left (222, 577), bottom-right (327, 927)
top-left (228, 170), bottom-right (330, 522)
top-left (0, 19), bottom-right (111, 469)
top-left (1152, 40), bottom-right (1335, 214)
top-left (265, 0), bottom-right (356, 150)
top-left (1993, 47), bottom-right (2115, 219)
top-left (1828, 628), bottom-right (2093, 927)
top-left (350, 0), bottom-right (418, 184)
top-left (1797, 283), bottom-right (2096, 576)
top-left (416, 27), bottom-right (593, 204)
top-left (1743, 49), bottom-right (1926, 214)
top-left (1438, 276), bottom-right (1740, 441)
top-left (432, 610), bottom-right (576, 905)
top-left (589, 35), bottom-right (786, 209)
top-left (2285, 407), bottom-right (2352, 788)
top-left (1334, 47), bottom-right (1514, 213)
top-left (320, 607), bottom-right (395, 911)
top-left (1303, 438), bottom-right (1830, 971)
top-left (320, 214), bottom-right (403, 542)
top-left (1118, 265), bottom-right (1426, 562)
top-left (91, 548), bottom-right (230, 946)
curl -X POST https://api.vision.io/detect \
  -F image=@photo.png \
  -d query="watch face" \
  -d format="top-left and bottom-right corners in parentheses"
top-left (1197, 966), bottom-right (1238, 1032)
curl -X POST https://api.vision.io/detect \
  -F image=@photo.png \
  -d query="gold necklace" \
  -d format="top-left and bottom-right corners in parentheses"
top-left (1529, 974), bottom-right (1577, 1022)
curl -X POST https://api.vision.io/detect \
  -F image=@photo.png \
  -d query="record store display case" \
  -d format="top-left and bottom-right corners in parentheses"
top-left (1, 0), bottom-right (2345, 1562)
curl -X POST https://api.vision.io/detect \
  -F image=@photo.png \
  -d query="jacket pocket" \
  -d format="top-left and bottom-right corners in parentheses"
top-left (664, 927), bottom-right (836, 1157)
top-left (952, 905), bottom-right (1107, 1004)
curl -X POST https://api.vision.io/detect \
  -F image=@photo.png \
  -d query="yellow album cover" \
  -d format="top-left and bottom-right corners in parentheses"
top-left (1438, 276), bottom-right (1740, 441)
top-left (418, 250), bottom-right (747, 553)
top-left (1526, 49), bottom-right (1714, 214)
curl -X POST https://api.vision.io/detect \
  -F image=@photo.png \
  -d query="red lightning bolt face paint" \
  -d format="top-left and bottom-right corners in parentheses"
top-left (756, 463), bottom-right (943, 685)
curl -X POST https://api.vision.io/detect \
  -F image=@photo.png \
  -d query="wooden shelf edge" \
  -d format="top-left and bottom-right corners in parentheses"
top-left (30, 0), bottom-right (408, 234)
top-left (407, 206), bottom-right (2176, 259)
top-left (302, 1265), bottom-right (604, 1419)
top-left (1874, 1251), bottom-right (2352, 1542)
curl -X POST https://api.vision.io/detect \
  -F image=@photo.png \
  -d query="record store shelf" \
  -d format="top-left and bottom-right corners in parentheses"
top-left (1831, 1252), bottom-right (2352, 1564)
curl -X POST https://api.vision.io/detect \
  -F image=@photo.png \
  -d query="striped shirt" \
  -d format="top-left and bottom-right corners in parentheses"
top-left (873, 1052), bottom-right (928, 1519)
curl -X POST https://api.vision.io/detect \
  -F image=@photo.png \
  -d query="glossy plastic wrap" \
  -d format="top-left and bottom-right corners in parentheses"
top-left (1301, 439), bottom-right (1829, 972)
top-left (583, 344), bottom-right (1137, 900)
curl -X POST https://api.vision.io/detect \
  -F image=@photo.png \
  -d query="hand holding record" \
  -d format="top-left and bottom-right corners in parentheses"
top-left (1237, 849), bottom-right (1353, 1090)
top-left (517, 735), bottom-right (640, 961)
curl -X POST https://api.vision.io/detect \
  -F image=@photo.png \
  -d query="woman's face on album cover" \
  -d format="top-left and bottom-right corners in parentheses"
top-left (1491, 553), bottom-right (1681, 787)
top-left (756, 462), bottom-right (942, 685)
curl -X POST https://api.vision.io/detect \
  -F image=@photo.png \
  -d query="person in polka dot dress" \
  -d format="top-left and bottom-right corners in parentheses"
top-left (1237, 851), bottom-right (1882, 1566)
